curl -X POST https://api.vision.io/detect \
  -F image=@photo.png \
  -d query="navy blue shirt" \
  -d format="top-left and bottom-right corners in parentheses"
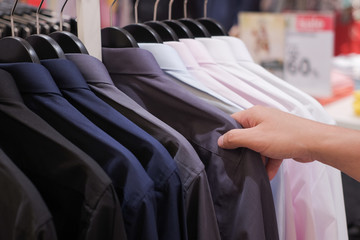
top-left (0, 63), bottom-right (157, 240)
top-left (41, 59), bottom-right (187, 240)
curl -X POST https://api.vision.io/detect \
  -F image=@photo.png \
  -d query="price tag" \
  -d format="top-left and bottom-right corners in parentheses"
top-left (284, 13), bottom-right (334, 97)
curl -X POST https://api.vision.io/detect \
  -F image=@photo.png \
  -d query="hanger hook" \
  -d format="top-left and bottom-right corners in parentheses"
top-left (153, 0), bottom-right (160, 21)
top-left (168, 0), bottom-right (174, 20)
top-left (184, 0), bottom-right (188, 18)
top-left (36, 0), bottom-right (45, 34)
top-left (204, 0), bottom-right (208, 18)
top-left (10, 0), bottom-right (19, 37)
top-left (134, 0), bottom-right (139, 24)
top-left (110, 0), bottom-right (117, 27)
top-left (60, 0), bottom-right (69, 31)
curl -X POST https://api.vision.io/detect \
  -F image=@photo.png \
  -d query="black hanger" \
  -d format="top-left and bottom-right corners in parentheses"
top-left (122, 0), bottom-right (162, 43)
top-left (197, 18), bottom-right (227, 36)
top-left (49, 0), bottom-right (88, 54)
top-left (123, 23), bottom-right (162, 43)
top-left (178, 18), bottom-right (210, 37)
top-left (0, 36), bottom-right (40, 63)
top-left (101, 27), bottom-right (138, 48)
top-left (101, 0), bottom-right (138, 48)
top-left (144, 0), bottom-right (178, 41)
top-left (49, 31), bottom-right (88, 54)
top-left (0, 0), bottom-right (40, 63)
top-left (144, 21), bottom-right (178, 41)
top-left (178, 0), bottom-right (210, 38)
top-left (161, 0), bottom-right (193, 39)
top-left (196, 0), bottom-right (227, 36)
top-left (25, 0), bottom-right (65, 60)
top-left (162, 20), bottom-right (193, 38)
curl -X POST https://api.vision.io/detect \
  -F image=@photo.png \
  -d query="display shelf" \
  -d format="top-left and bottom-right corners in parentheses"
top-left (324, 95), bottom-right (360, 130)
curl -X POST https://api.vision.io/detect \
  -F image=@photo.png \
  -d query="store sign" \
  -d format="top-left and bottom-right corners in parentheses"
top-left (239, 12), bottom-right (334, 98)
top-left (284, 13), bottom-right (334, 97)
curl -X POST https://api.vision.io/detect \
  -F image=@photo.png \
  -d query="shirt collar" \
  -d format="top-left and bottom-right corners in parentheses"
top-left (196, 37), bottom-right (238, 64)
top-left (0, 69), bottom-right (23, 102)
top-left (179, 38), bottom-right (217, 65)
top-left (164, 41), bottom-right (201, 69)
top-left (138, 43), bottom-right (188, 72)
top-left (212, 36), bottom-right (254, 62)
top-left (41, 59), bottom-right (90, 90)
top-left (102, 47), bottom-right (164, 75)
top-left (66, 53), bottom-right (114, 85)
top-left (0, 63), bottom-right (62, 95)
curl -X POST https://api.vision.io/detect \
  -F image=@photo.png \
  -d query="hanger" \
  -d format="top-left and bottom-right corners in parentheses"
top-left (49, 0), bottom-right (89, 54)
top-left (162, 0), bottom-right (194, 39)
top-left (144, 0), bottom-right (179, 42)
top-left (122, 0), bottom-right (163, 43)
top-left (0, 3), bottom-right (35, 38)
top-left (25, 0), bottom-right (65, 59)
top-left (178, 0), bottom-right (211, 38)
top-left (197, 0), bottom-right (227, 36)
top-left (101, 0), bottom-right (138, 48)
top-left (0, 0), bottom-right (40, 63)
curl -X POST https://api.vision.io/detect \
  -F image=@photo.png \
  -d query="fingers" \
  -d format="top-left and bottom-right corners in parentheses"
top-left (218, 128), bottom-right (258, 150)
top-left (231, 106), bottom-right (267, 128)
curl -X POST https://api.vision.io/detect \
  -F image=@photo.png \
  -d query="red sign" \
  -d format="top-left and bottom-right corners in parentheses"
top-left (296, 15), bottom-right (334, 32)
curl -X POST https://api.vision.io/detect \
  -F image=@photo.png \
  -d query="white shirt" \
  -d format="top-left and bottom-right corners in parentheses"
top-left (163, 41), bottom-right (254, 109)
top-left (179, 38), bottom-right (290, 112)
top-left (197, 37), bottom-right (315, 119)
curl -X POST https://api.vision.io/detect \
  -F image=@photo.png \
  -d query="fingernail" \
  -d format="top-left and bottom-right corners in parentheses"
top-left (218, 135), bottom-right (224, 147)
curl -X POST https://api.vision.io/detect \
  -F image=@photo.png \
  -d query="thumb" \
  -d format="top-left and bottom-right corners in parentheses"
top-left (218, 128), bottom-right (258, 150)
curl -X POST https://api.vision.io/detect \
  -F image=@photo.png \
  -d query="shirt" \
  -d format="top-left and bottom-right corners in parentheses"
top-left (0, 147), bottom-right (57, 240)
top-left (180, 38), bottom-right (289, 111)
top-left (66, 53), bottom-right (221, 240)
top-left (138, 42), bottom-right (243, 114)
top-left (102, 47), bottom-right (279, 240)
top-left (41, 58), bottom-right (187, 240)
top-left (237, 61), bottom-right (336, 124)
top-left (0, 63), bottom-right (157, 240)
top-left (164, 40), bottom-right (253, 109)
top-left (212, 36), bottom-right (254, 62)
top-left (0, 66), bottom-right (126, 240)
top-left (196, 37), bottom-right (313, 118)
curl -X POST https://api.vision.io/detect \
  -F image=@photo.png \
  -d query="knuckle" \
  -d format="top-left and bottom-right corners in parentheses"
top-left (223, 131), bottom-right (237, 146)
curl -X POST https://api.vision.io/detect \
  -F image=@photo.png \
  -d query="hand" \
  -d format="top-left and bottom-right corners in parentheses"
top-left (218, 106), bottom-right (317, 180)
